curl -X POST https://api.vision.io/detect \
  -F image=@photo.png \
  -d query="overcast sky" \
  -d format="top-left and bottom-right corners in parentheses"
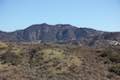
top-left (0, 0), bottom-right (120, 32)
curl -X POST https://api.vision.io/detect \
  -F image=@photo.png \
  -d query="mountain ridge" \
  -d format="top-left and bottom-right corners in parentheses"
top-left (0, 23), bottom-right (120, 47)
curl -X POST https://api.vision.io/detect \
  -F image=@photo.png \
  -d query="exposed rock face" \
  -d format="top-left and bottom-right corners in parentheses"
top-left (0, 23), bottom-right (120, 46)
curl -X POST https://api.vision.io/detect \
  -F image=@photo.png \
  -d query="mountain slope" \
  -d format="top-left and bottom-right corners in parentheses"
top-left (0, 23), bottom-right (120, 46)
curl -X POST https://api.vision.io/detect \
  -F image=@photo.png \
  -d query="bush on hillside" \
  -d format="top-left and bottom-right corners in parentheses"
top-left (109, 64), bottom-right (120, 75)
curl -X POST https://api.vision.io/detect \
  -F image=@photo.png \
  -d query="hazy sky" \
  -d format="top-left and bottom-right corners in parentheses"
top-left (0, 0), bottom-right (120, 32)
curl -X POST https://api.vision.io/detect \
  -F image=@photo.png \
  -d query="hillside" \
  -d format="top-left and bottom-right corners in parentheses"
top-left (0, 23), bottom-right (120, 47)
top-left (0, 42), bottom-right (120, 80)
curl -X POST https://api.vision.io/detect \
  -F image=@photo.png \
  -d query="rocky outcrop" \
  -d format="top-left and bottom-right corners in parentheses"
top-left (0, 23), bottom-right (120, 47)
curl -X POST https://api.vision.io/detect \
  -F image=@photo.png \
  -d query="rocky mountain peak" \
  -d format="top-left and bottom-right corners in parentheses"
top-left (0, 23), bottom-right (120, 47)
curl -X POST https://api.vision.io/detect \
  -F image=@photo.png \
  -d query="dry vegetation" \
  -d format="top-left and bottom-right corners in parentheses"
top-left (99, 46), bottom-right (120, 78)
top-left (0, 42), bottom-right (120, 80)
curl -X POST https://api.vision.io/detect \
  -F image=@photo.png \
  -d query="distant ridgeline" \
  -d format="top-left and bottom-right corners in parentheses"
top-left (0, 23), bottom-right (120, 47)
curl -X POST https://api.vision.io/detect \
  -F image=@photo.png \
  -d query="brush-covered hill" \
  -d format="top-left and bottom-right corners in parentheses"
top-left (0, 42), bottom-right (120, 80)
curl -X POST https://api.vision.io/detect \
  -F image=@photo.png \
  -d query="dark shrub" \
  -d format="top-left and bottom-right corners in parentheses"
top-left (109, 64), bottom-right (120, 75)
top-left (0, 52), bottom-right (21, 65)
top-left (101, 48), bottom-right (120, 63)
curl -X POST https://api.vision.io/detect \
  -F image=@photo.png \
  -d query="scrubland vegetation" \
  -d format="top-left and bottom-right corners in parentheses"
top-left (100, 46), bottom-right (120, 76)
top-left (0, 42), bottom-right (120, 80)
top-left (0, 42), bottom-right (82, 80)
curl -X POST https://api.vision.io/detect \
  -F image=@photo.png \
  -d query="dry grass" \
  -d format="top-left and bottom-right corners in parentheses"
top-left (0, 42), bottom-right (120, 80)
top-left (0, 42), bottom-right (8, 49)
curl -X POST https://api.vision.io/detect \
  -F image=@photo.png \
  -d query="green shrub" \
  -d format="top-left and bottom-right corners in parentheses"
top-left (109, 64), bottom-right (120, 75)
top-left (108, 52), bottom-right (120, 63)
top-left (100, 48), bottom-right (120, 63)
